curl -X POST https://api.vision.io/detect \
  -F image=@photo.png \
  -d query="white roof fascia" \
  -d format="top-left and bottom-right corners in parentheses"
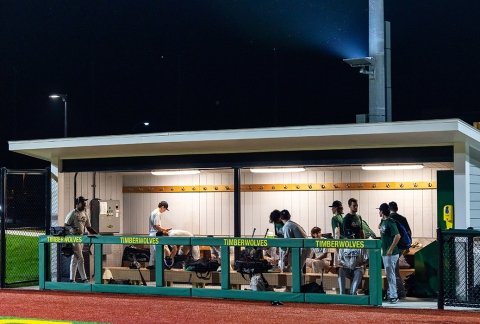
top-left (8, 119), bottom-right (480, 162)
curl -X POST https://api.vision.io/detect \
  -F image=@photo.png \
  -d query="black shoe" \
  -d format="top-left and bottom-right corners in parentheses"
top-left (271, 301), bottom-right (283, 306)
top-left (389, 298), bottom-right (398, 304)
top-left (146, 265), bottom-right (155, 270)
top-left (82, 279), bottom-right (90, 283)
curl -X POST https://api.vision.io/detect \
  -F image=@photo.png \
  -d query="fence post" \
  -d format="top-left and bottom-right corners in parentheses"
top-left (368, 240), bottom-right (383, 306)
top-left (155, 242), bottom-right (164, 287)
top-left (38, 240), bottom-right (46, 289)
top-left (0, 168), bottom-right (5, 288)
top-left (437, 228), bottom-right (444, 310)
top-left (221, 244), bottom-right (230, 289)
top-left (291, 247), bottom-right (301, 293)
top-left (94, 239), bottom-right (103, 285)
top-left (467, 231), bottom-right (474, 303)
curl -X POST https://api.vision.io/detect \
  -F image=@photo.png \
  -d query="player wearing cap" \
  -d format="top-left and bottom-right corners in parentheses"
top-left (64, 196), bottom-right (97, 283)
top-left (378, 202), bottom-right (401, 304)
top-left (329, 200), bottom-right (344, 239)
top-left (389, 201), bottom-right (411, 299)
top-left (147, 201), bottom-right (172, 269)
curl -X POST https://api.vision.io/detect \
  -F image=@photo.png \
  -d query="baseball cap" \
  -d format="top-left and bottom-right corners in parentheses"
top-left (329, 200), bottom-right (342, 208)
top-left (158, 201), bottom-right (169, 211)
top-left (377, 203), bottom-right (390, 214)
top-left (75, 196), bottom-right (88, 204)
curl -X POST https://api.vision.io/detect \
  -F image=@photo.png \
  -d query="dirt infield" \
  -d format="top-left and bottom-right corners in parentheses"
top-left (0, 290), bottom-right (479, 323)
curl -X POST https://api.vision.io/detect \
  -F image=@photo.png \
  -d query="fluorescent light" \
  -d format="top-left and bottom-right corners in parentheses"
top-left (250, 167), bottom-right (305, 174)
top-left (362, 165), bottom-right (424, 171)
top-left (151, 170), bottom-right (200, 176)
top-left (49, 95), bottom-right (61, 98)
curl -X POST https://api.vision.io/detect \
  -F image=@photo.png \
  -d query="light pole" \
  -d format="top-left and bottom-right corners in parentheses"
top-left (49, 94), bottom-right (68, 137)
top-left (343, 0), bottom-right (391, 123)
top-left (131, 121), bottom-right (150, 133)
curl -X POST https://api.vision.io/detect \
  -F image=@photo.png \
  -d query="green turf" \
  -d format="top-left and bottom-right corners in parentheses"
top-left (6, 233), bottom-right (40, 284)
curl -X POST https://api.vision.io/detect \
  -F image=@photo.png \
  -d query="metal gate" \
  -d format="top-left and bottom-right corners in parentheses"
top-left (438, 228), bottom-right (480, 309)
top-left (0, 168), bottom-right (51, 287)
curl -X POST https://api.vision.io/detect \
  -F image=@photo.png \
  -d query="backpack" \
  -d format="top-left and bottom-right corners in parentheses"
top-left (393, 219), bottom-right (412, 250)
top-left (185, 259), bottom-right (220, 279)
top-left (234, 247), bottom-right (272, 275)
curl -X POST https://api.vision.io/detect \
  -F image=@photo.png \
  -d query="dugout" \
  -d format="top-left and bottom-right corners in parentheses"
top-left (8, 119), bottom-right (480, 295)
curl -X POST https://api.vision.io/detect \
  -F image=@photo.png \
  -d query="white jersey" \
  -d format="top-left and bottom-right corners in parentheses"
top-left (65, 208), bottom-right (91, 235)
top-left (337, 248), bottom-right (368, 270)
top-left (149, 208), bottom-right (163, 234)
top-left (310, 247), bottom-right (327, 259)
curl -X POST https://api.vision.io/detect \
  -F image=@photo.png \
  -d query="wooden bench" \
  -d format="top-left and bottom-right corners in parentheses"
top-left (164, 270), bottom-right (375, 291)
top-left (103, 267), bottom-right (155, 285)
top-left (163, 269), bottom-right (287, 288)
top-left (163, 269), bottom-right (221, 288)
top-left (104, 267), bottom-right (412, 292)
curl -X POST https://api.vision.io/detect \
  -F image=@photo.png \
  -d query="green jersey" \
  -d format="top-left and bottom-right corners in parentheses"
top-left (379, 218), bottom-right (400, 256)
top-left (331, 213), bottom-right (344, 238)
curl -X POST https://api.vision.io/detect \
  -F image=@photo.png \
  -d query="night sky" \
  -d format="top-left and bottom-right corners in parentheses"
top-left (1, 1), bottom-right (480, 167)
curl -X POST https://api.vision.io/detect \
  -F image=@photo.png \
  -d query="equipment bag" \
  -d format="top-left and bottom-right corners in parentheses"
top-left (50, 226), bottom-right (72, 236)
top-left (122, 245), bottom-right (150, 263)
top-left (393, 219), bottom-right (412, 250)
top-left (185, 260), bottom-right (220, 279)
top-left (301, 269), bottom-right (326, 293)
top-left (234, 247), bottom-right (272, 274)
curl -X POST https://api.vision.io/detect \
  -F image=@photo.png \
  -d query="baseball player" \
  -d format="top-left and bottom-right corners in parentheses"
top-left (64, 196), bottom-right (97, 283)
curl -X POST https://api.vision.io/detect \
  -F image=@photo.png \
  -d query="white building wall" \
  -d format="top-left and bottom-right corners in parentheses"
top-left (469, 156), bottom-right (480, 230)
top-left (58, 172), bottom-right (123, 231)
top-left (122, 168), bottom-right (441, 238)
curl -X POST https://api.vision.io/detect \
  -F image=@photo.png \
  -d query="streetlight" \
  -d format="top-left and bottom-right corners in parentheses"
top-left (49, 94), bottom-right (68, 137)
top-left (131, 121), bottom-right (150, 133)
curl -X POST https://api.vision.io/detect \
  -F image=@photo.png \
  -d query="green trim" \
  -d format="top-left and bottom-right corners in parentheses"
top-left (94, 244), bottom-right (103, 285)
top-left (39, 235), bottom-right (383, 306)
top-left (92, 284), bottom-right (190, 296)
top-left (38, 243), bottom-right (46, 290)
top-left (45, 282), bottom-right (91, 292)
top-left (305, 293), bottom-right (370, 305)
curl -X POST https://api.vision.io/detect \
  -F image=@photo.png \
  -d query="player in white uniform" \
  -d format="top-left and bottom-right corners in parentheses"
top-left (147, 201), bottom-right (171, 269)
top-left (64, 196), bottom-right (97, 283)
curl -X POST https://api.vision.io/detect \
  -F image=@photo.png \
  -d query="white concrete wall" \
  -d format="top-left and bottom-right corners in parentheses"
top-left (58, 172), bottom-right (123, 231)
top-left (469, 157), bottom-right (480, 229)
top-left (122, 168), bottom-right (441, 238)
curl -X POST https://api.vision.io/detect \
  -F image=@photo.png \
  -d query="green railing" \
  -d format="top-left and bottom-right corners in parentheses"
top-left (39, 235), bottom-right (382, 305)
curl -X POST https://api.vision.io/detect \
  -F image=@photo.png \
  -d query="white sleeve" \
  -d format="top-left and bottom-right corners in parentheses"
top-left (154, 213), bottom-right (162, 226)
top-left (65, 210), bottom-right (74, 226)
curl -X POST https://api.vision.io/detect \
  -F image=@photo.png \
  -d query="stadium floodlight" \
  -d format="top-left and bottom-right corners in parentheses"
top-left (343, 57), bottom-right (375, 76)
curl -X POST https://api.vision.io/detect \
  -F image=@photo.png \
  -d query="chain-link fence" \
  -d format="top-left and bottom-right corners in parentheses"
top-left (438, 228), bottom-right (480, 309)
top-left (0, 168), bottom-right (51, 287)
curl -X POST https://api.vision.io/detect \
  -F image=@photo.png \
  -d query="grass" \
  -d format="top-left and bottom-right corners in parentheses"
top-left (5, 233), bottom-right (39, 284)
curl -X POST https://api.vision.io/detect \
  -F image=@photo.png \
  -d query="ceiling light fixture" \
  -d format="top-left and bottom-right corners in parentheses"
top-left (361, 165), bottom-right (424, 171)
top-left (250, 167), bottom-right (305, 174)
top-left (151, 170), bottom-right (200, 176)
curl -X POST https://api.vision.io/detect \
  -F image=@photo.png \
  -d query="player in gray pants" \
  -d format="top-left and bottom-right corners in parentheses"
top-left (337, 247), bottom-right (368, 295)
